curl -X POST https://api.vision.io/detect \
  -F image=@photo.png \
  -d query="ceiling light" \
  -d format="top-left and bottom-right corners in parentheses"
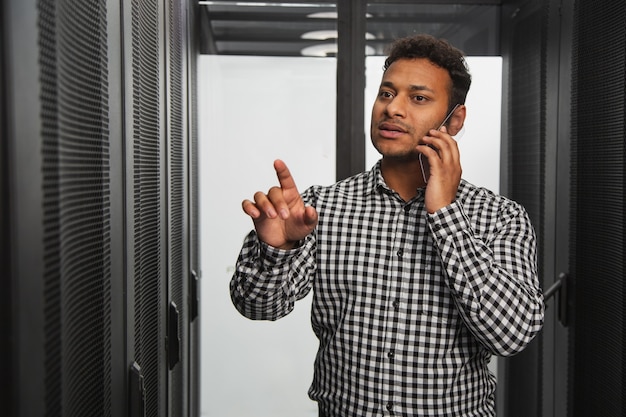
top-left (307, 11), bottom-right (372, 19)
top-left (301, 44), bottom-right (337, 57)
top-left (301, 30), bottom-right (376, 40)
top-left (198, 1), bottom-right (333, 7)
top-left (301, 44), bottom-right (375, 57)
top-left (301, 30), bottom-right (337, 40)
top-left (307, 11), bottom-right (337, 19)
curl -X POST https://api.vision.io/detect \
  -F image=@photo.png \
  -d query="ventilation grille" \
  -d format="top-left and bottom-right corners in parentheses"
top-left (168, 0), bottom-right (185, 411)
top-left (131, 0), bottom-right (162, 416)
top-left (0, 0), bottom-right (12, 408)
top-left (503, 2), bottom-right (547, 416)
top-left (39, 0), bottom-right (112, 416)
top-left (570, 1), bottom-right (625, 415)
top-left (188, 9), bottom-right (201, 416)
top-left (507, 3), bottom-right (547, 274)
top-left (169, 0), bottom-right (184, 333)
top-left (39, 0), bottom-right (63, 415)
top-left (190, 13), bottom-right (199, 276)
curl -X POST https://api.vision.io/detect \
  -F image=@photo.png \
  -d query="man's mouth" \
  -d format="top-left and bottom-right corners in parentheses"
top-left (379, 122), bottom-right (406, 132)
top-left (378, 122), bottom-right (407, 138)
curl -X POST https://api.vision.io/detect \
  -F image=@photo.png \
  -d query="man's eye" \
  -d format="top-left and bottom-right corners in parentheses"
top-left (412, 95), bottom-right (427, 102)
top-left (379, 91), bottom-right (393, 98)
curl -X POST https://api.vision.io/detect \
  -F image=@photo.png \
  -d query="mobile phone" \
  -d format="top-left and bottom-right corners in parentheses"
top-left (419, 104), bottom-right (460, 183)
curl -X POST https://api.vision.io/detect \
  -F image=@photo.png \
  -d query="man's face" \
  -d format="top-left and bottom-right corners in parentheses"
top-left (370, 58), bottom-right (452, 161)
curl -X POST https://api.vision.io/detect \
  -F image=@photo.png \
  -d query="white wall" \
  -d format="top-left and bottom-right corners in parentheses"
top-left (198, 55), bottom-right (502, 417)
top-left (198, 55), bottom-right (336, 417)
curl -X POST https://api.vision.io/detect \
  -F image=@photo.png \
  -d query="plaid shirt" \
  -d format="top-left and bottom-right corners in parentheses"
top-left (231, 161), bottom-right (544, 416)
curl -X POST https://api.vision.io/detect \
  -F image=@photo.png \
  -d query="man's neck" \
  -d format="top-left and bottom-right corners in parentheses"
top-left (380, 158), bottom-right (426, 202)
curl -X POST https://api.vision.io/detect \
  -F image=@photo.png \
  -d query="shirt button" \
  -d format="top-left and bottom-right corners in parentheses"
top-left (386, 402), bottom-right (394, 411)
top-left (403, 204), bottom-right (411, 212)
top-left (433, 223), bottom-right (442, 232)
top-left (392, 300), bottom-right (400, 310)
top-left (397, 249), bottom-right (403, 258)
top-left (387, 351), bottom-right (394, 359)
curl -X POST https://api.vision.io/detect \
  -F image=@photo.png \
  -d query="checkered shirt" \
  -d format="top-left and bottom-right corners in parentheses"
top-left (231, 161), bottom-right (544, 416)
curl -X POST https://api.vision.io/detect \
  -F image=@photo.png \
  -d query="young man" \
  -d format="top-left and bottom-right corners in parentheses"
top-left (230, 34), bottom-right (544, 416)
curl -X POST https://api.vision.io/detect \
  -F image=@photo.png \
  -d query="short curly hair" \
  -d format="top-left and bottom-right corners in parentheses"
top-left (384, 34), bottom-right (472, 111)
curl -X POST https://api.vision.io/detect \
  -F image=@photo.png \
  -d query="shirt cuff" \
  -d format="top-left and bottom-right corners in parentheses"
top-left (427, 201), bottom-right (470, 238)
top-left (258, 236), bottom-right (304, 267)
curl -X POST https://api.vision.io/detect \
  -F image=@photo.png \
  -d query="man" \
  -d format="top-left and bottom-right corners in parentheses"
top-left (230, 34), bottom-right (544, 416)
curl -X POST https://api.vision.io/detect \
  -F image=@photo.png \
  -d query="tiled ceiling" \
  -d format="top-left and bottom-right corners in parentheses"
top-left (198, 1), bottom-right (502, 57)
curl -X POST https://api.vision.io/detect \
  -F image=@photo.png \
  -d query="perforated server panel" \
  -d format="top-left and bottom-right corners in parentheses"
top-left (499, 1), bottom-right (626, 416)
top-left (570, 1), bottom-right (626, 415)
top-left (498, 1), bottom-right (548, 415)
top-left (3, 1), bottom-right (200, 416)
top-left (0, 0), bottom-right (13, 412)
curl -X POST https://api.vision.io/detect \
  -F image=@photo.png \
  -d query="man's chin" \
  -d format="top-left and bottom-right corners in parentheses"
top-left (381, 151), bottom-right (421, 163)
top-left (373, 142), bottom-right (415, 157)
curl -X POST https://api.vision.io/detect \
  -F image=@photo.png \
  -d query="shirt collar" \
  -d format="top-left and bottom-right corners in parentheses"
top-left (367, 159), bottom-right (450, 202)
top-left (365, 160), bottom-right (390, 196)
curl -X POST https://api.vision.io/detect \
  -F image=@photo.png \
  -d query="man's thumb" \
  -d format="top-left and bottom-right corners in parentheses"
top-left (303, 205), bottom-right (318, 226)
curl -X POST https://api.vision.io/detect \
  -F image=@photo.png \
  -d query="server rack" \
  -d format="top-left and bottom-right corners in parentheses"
top-left (2, 0), bottom-right (200, 416)
top-left (499, 0), bottom-right (626, 416)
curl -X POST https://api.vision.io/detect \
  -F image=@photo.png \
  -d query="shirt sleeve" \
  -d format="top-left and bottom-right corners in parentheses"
top-left (229, 229), bottom-right (317, 321)
top-left (428, 199), bottom-right (545, 356)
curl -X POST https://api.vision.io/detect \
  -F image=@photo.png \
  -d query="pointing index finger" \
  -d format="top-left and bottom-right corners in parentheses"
top-left (274, 159), bottom-right (298, 192)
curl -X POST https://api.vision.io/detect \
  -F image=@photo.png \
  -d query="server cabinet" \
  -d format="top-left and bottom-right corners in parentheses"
top-left (2, 0), bottom-right (199, 416)
top-left (568, 0), bottom-right (626, 415)
top-left (498, 0), bottom-right (571, 416)
top-left (498, 2), bottom-right (550, 414)
top-left (499, 0), bottom-right (626, 416)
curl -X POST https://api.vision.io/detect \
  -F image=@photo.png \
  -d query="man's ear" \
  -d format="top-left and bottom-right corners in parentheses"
top-left (446, 104), bottom-right (466, 136)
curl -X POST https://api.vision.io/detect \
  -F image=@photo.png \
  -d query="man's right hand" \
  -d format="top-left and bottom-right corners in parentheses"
top-left (241, 159), bottom-right (318, 250)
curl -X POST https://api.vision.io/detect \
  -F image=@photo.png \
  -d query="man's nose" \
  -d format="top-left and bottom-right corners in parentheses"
top-left (385, 96), bottom-right (406, 117)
